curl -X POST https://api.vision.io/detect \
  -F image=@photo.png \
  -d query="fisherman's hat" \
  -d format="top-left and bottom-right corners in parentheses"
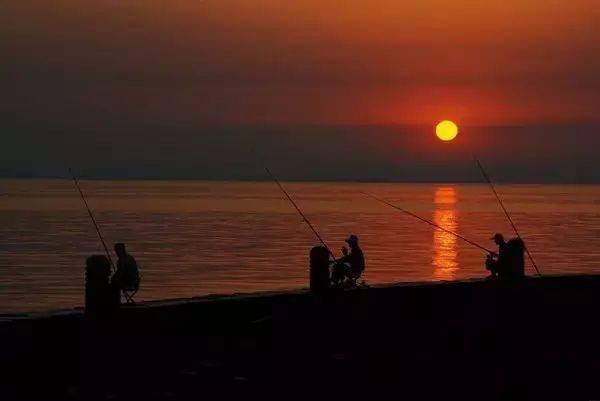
top-left (490, 233), bottom-right (504, 241)
top-left (345, 234), bottom-right (359, 243)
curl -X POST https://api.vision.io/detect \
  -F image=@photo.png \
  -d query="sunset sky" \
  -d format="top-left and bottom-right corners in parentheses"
top-left (2, 1), bottom-right (600, 181)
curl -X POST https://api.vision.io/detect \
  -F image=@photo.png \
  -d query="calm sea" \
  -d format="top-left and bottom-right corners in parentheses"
top-left (1, 179), bottom-right (599, 313)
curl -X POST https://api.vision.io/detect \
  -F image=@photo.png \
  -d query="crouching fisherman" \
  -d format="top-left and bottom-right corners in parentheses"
top-left (486, 233), bottom-right (525, 279)
top-left (309, 235), bottom-right (366, 293)
top-left (111, 243), bottom-right (141, 304)
top-left (331, 234), bottom-right (365, 287)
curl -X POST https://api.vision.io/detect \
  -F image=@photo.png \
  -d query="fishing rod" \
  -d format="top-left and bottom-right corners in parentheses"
top-left (474, 158), bottom-right (541, 276)
top-left (265, 167), bottom-right (337, 261)
top-left (69, 168), bottom-right (115, 270)
top-left (361, 191), bottom-right (494, 254)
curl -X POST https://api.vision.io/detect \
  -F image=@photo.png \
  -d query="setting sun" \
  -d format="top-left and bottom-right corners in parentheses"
top-left (435, 120), bottom-right (458, 142)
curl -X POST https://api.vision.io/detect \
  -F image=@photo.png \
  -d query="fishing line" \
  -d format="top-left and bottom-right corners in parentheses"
top-left (265, 167), bottom-right (337, 262)
top-left (361, 191), bottom-right (494, 254)
top-left (69, 168), bottom-right (115, 270)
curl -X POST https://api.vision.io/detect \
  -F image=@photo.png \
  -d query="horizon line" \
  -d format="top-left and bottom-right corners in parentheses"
top-left (1, 175), bottom-right (599, 185)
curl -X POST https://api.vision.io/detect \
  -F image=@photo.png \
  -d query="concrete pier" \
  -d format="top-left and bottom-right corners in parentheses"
top-left (3, 274), bottom-right (600, 400)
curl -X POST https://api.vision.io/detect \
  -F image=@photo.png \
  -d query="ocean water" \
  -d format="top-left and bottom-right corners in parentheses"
top-left (1, 179), bottom-right (599, 313)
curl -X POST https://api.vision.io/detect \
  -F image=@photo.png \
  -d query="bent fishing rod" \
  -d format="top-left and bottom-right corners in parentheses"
top-left (361, 191), bottom-right (494, 254)
top-left (265, 167), bottom-right (337, 261)
top-left (69, 168), bottom-right (115, 270)
top-left (474, 158), bottom-right (541, 276)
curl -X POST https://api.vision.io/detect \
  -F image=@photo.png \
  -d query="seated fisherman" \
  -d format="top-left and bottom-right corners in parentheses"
top-left (111, 243), bottom-right (140, 302)
top-left (486, 233), bottom-right (508, 278)
top-left (486, 233), bottom-right (525, 279)
top-left (331, 234), bottom-right (365, 286)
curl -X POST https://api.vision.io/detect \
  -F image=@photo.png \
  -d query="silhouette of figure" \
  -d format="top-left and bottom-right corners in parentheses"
top-left (111, 243), bottom-right (140, 303)
top-left (486, 233), bottom-right (508, 278)
top-left (486, 233), bottom-right (525, 279)
top-left (310, 246), bottom-right (331, 293)
top-left (85, 254), bottom-right (113, 313)
top-left (331, 234), bottom-right (365, 286)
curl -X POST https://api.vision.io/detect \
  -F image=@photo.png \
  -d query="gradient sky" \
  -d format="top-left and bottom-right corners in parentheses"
top-left (2, 1), bottom-right (600, 181)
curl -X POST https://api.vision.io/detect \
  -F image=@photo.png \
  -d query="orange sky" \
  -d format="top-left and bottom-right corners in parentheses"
top-left (2, 0), bottom-right (600, 125)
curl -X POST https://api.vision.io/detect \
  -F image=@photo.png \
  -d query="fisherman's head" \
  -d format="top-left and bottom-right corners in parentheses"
top-left (491, 233), bottom-right (505, 245)
top-left (114, 243), bottom-right (126, 257)
top-left (345, 234), bottom-right (359, 248)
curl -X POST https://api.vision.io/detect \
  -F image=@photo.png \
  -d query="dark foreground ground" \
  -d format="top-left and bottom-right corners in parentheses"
top-left (3, 274), bottom-right (600, 400)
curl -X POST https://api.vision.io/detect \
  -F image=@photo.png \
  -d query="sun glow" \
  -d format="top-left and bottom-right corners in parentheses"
top-left (432, 187), bottom-right (458, 280)
top-left (435, 120), bottom-right (458, 141)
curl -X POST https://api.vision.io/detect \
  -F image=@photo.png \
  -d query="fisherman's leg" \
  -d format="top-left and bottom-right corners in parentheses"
top-left (343, 265), bottom-right (355, 286)
top-left (486, 257), bottom-right (499, 278)
top-left (331, 263), bottom-right (344, 285)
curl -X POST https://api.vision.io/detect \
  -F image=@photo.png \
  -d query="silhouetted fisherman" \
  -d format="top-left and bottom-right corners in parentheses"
top-left (332, 234), bottom-right (365, 286)
top-left (486, 233), bottom-right (525, 279)
top-left (310, 246), bottom-right (331, 293)
top-left (111, 243), bottom-right (140, 303)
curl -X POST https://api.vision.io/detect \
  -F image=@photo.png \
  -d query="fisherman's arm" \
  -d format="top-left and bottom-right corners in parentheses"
top-left (333, 254), bottom-right (351, 265)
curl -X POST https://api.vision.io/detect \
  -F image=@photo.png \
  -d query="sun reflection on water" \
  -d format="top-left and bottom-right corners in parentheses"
top-left (432, 187), bottom-right (458, 280)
